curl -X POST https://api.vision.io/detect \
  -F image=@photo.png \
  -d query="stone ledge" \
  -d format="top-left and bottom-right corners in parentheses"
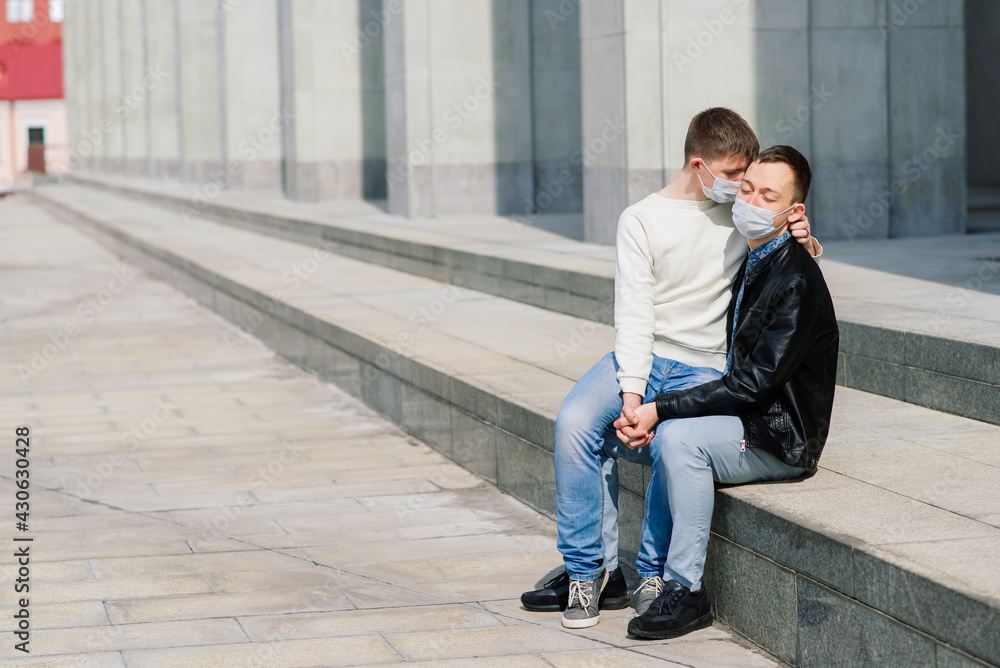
top-left (62, 171), bottom-right (1000, 427)
top-left (34, 184), bottom-right (1000, 667)
top-left (64, 171), bottom-right (615, 324)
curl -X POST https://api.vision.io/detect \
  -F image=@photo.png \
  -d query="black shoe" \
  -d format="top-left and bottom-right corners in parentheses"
top-left (521, 567), bottom-right (630, 612)
top-left (627, 580), bottom-right (713, 639)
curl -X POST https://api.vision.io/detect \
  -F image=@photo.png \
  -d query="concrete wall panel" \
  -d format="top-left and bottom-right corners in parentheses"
top-left (223, 0), bottom-right (282, 190)
top-left (144, 0), bottom-right (180, 178)
top-left (178, 0), bottom-right (223, 182)
top-left (888, 25), bottom-right (966, 235)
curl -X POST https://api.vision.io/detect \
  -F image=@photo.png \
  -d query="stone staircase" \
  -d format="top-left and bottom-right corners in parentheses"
top-left (64, 172), bottom-right (1000, 429)
top-left (34, 177), bottom-right (1000, 667)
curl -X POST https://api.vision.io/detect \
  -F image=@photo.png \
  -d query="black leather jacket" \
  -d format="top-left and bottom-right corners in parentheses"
top-left (655, 237), bottom-right (839, 472)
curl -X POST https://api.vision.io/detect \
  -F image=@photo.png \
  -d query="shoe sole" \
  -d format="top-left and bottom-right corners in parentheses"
top-left (599, 595), bottom-right (631, 610)
top-left (629, 612), bottom-right (714, 639)
top-left (521, 602), bottom-right (562, 612)
top-left (561, 614), bottom-right (600, 629)
top-left (521, 594), bottom-right (630, 613)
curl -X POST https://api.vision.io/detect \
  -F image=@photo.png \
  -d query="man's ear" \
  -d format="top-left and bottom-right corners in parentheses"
top-left (689, 156), bottom-right (703, 173)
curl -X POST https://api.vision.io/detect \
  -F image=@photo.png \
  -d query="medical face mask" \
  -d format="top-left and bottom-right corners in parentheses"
top-left (731, 197), bottom-right (794, 240)
top-left (696, 161), bottom-right (741, 204)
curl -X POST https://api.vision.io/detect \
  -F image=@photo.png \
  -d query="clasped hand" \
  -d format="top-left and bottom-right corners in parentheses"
top-left (615, 393), bottom-right (660, 450)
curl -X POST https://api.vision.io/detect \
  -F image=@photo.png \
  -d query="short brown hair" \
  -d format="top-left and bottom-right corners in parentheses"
top-left (683, 107), bottom-right (759, 164)
top-left (755, 145), bottom-right (812, 203)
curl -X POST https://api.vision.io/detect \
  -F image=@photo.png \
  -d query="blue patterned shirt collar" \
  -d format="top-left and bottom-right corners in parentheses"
top-left (746, 230), bottom-right (792, 273)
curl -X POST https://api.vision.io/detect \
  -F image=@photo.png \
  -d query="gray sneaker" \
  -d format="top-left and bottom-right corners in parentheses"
top-left (561, 570), bottom-right (609, 629)
top-left (633, 576), bottom-right (665, 617)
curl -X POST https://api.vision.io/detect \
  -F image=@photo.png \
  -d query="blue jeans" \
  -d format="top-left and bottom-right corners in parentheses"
top-left (554, 352), bottom-right (805, 584)
top-left (640, 414), bottom-right (804, 589)
top-left (554, 351), bottom-right (721, 580)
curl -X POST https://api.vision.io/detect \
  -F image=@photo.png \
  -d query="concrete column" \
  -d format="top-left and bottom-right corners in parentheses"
top-left (120, 0), bottom-right (149, 176)
top-left (750, 4), bottom-right (812, 156)
top-left (82, 0), bottom-right (104, 171)
top-left (145, 0), bottom-right (180, 179)
top-left (384, 0), bottom-right (533, 217)
top-left (100, 0), bottom-right (126, 172)
top-left (62, 0), bottom-right (82, 171)
top-left (223, 0), bottom-right (283, 191)
top-left (776, 3), bottom-right (876, 241)
top-left (580, 0), bottom-right (772, 243)
top-left (886, 0), bottom-right (965, 236)
top-left (527, 0), bottom-right (582, 218)
top-left (808, 1), bottom-right (965, 240)
top-left (177, 0), bottom-right (224, 184)
top-left (280, 0), bottom-right (386, 202)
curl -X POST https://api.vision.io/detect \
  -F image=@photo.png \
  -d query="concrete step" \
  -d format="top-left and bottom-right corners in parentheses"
top-left (64, 171), bottom-right (616, 324)
top-left (34, 182), bottom-right (1000, 668)
top-left (63, 171), bottom-right (1000, 429)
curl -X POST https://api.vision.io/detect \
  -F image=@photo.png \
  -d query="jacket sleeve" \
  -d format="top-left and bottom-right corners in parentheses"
top-left (654, 275), bottom-right (820, 420)
top-left (614, 210), bottom-right (657, 397)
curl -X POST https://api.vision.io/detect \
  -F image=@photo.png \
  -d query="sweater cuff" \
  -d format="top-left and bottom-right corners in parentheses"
top-left (811, 238), bottom-right (823, 259)
top-left (618, 377), bottom-right (648, 397)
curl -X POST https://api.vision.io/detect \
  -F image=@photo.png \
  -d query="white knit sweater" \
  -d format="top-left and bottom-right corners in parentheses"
top-left (614, 192), bottom-right (746, 396)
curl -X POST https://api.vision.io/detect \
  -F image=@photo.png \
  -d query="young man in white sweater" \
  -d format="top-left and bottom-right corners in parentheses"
top-left (519, 108), bottom-right (821, 629)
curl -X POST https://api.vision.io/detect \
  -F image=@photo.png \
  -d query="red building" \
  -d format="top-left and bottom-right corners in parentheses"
top-left (0, 0), bottom-right (65, 183)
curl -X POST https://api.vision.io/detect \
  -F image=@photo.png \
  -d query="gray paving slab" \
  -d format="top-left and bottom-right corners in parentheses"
top-left (0, 198), bottom-right (775, 665)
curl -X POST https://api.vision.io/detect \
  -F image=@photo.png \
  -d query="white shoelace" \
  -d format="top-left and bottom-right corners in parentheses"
top-left (634, 577), bottom-right (664, 599)
top-left (567, 580), bottom-right (593, 609)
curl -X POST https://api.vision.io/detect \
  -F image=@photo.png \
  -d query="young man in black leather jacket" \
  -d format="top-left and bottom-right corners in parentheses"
top-left (614, 145), bottom-right (839, 640)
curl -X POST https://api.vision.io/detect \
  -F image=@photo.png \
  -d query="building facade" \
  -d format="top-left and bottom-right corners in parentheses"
top-left (0, 0), bottom-right (66, 184)
top-left (63, 1), bottom-right (995, 242)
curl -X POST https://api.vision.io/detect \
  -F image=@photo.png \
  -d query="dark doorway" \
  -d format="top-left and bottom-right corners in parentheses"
top-left (966, 1), bottom-right (1000, 232)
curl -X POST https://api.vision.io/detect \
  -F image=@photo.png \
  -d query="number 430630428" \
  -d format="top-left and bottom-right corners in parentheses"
top-left (15, 426), bottom-right (29, 525)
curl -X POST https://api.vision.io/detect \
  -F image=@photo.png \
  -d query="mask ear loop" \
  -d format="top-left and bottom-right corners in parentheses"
top-left (772, 204), bottom-right (797, 233)
top-left (695, 159), bottom-right (712, 189)
top-left (699, 159), bottom-right (719, 182)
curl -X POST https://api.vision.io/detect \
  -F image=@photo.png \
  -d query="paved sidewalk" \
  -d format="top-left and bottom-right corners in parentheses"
top-left (0, 199), bottom-right (782, 666)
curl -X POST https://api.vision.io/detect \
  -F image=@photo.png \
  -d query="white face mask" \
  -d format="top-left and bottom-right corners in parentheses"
top-left (696, 161), bottom-right (741, 204)
top-left (732, 197), bottom-right (794, 240)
